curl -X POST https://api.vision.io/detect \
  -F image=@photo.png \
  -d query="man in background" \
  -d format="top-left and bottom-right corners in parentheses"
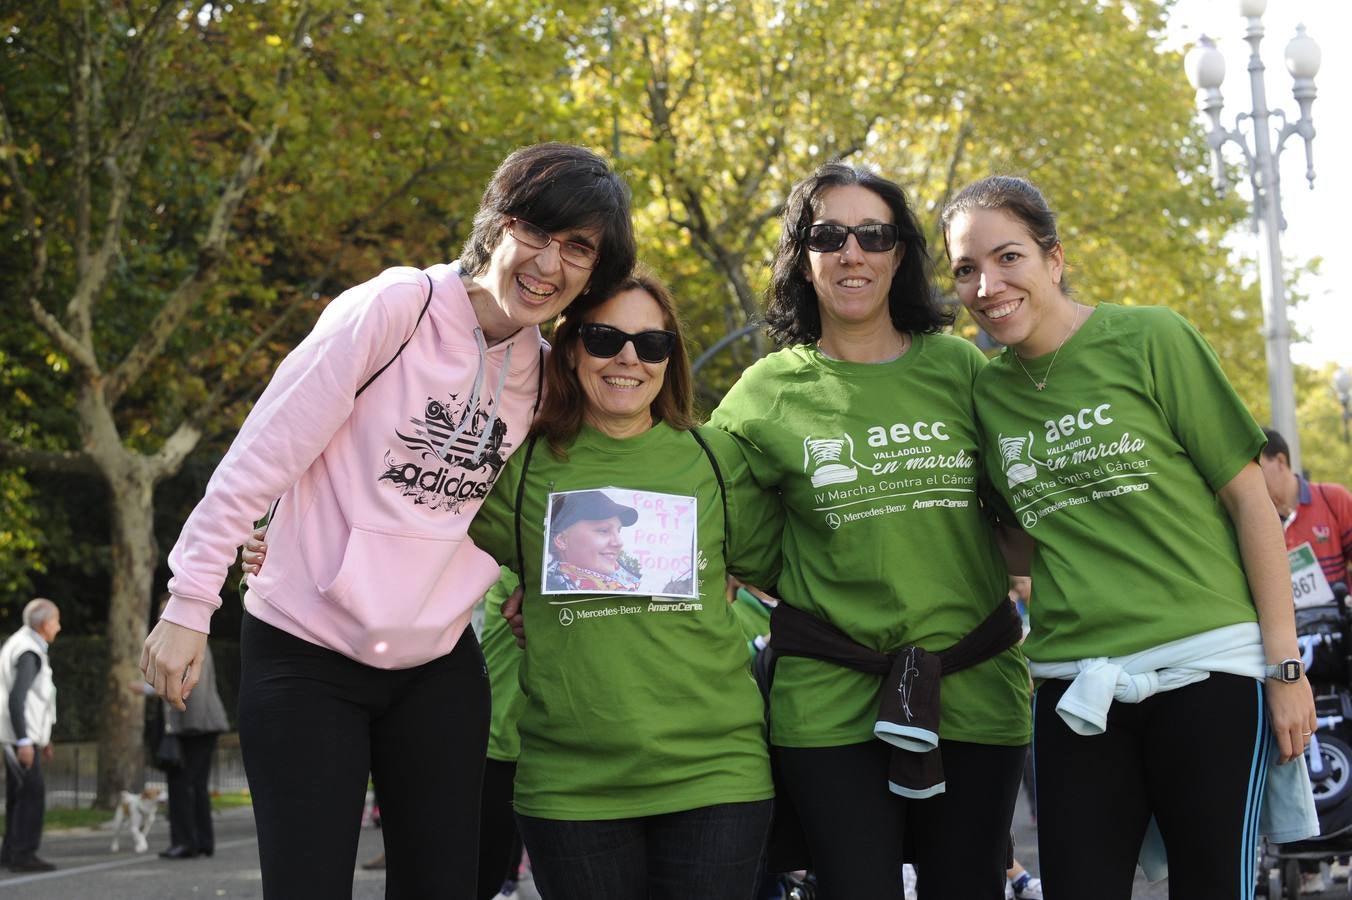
top-left (1261, 428), bottom-right (1352, 588)
top-left (0, 598), bottom-right (61, 873)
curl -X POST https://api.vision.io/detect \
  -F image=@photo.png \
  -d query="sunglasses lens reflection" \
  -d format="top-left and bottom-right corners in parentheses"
top-left (581, 325), bottom-right (675, 363)
top-left (804, 223), bottom-right (898, 253)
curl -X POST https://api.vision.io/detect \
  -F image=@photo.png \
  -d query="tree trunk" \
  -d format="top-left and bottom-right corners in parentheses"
top-left (75, 383), bottom-right (165, 809)
top-left (94, 455), bottom-right (159, 807)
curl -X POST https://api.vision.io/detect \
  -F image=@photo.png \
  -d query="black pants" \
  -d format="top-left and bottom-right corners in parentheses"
top-left (1034, 673), bottom-right (1267, 900)
top-left (238, 613), bottom-right (490, 899)
top-left (775, 739), bottom-right (1025, 899)
top-left (517, 799), bottom-right (772, 900)
top-left (166, 732), bottom-right (218, 853)
top-left (1, 748), bottom-right (44, 861)
top-left (479, 757), bottom-right (520, 900)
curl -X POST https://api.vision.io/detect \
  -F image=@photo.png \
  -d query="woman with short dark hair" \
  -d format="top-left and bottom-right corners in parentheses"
top-left (144, 142), bottom-right (635, 898)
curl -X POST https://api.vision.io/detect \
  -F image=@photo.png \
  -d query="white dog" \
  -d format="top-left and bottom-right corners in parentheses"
top-left (110, 787), bottom-right (162, 853)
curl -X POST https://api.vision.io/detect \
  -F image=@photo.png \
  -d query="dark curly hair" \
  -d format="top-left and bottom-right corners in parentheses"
top-left (765, 163), bottom-right (949, 347)
top-left (459, 142), bottom-right (636, 307)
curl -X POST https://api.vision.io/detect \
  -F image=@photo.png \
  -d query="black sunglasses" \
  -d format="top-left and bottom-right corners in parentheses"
top-left (801, 222), bottom-right (900, 253)
top-left (579, 323), bottom-right (677, 364)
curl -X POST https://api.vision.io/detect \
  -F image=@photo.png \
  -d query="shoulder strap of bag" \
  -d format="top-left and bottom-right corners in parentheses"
top-left (261, 273), bottom-right (433, 536)
top-left (356, 272), bottom-right (434, 398)
top-left (513, 433), bottom-right (541, 589)
top-left (689, 426), bottom-right (730, 556)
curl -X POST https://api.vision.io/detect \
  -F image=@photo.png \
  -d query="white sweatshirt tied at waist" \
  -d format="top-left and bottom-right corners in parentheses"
top-left (1030, 622), bottom-right (1317, 881)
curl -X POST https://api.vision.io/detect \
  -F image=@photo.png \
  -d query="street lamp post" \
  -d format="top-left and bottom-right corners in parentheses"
top-left (1335, 368), bottom-right (1352, 444)
top-left (1184, 0), bottom-right (1320, 472)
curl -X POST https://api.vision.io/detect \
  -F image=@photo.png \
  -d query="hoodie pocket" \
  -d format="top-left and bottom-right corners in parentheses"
top-left (316, 525), bottom-right (471, 660)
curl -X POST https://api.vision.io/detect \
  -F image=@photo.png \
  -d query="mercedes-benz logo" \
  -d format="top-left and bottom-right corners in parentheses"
top-left (826, 512), bottom-right (841, 530)
top-left (1021, 510), bottom-right (1039, 529)
top-left (559, 607), bottom-right (574, 626)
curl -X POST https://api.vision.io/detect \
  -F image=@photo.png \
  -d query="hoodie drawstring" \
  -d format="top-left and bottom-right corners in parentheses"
top-left (436, 326), bottom-right (510, 465)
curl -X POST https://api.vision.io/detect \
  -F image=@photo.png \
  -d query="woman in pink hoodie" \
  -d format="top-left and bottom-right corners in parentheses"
top-left (141, 143), bottom-right (635, 898)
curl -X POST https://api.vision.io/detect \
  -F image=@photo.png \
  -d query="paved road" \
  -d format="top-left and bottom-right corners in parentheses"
top-left (1011, 787), bottom-right (1352, 900)
top-left (1, 791), bottom-right (1345, 898)
top-left (0, 806), bottom-right (539, 899)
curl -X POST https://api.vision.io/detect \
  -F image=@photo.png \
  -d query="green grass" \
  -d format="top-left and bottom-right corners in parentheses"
top-left (211, 790), bottom-right (253, 812)
top-left (0, 790), bottom-right (252, 832)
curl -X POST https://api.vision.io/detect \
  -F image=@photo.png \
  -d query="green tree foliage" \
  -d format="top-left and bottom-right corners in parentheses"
top-left (1294, 363), bottom-right (1352, 485)
top-left (2, 0), bottom-right (1335, 803)
top-left (0, 0), bottom-right (587, 804)
top-left (557, 0), bottom-right (1272, 411)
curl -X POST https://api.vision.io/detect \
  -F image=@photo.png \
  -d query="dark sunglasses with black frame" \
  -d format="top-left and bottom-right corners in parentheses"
top-left (800, 222), bottom-right (900, 253)
top-left (579, 323), bottom-right (678, 364)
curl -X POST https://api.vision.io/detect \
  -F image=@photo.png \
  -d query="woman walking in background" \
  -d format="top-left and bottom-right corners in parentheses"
top-left (152, 593), bottom-right (229, 861)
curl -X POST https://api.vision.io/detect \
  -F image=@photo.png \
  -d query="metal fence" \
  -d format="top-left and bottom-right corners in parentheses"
top-left (2, 734), bottom-right (249, 810)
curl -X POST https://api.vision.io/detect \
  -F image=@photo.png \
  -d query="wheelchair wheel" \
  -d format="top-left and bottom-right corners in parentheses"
top-left (1284, 859), bottom-right (1301, 900)
top-left (1312, 734), bottom-right (1352, 812)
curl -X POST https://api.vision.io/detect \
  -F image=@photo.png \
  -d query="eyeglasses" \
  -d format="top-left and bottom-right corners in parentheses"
top-left (800, 223), bottom-right (900, 253)
top-left (579, 323), bottom-right (677, 364)
top-left (506, 218), bottom-right (600, 270)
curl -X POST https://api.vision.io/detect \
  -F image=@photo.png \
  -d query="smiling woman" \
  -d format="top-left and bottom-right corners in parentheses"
top-left (143, 143), bottom-right (635, 899)
top-left (710, 162), bottom-right (1031, 899)
top-left (941, 174), bottom-right (1316, 899)
top-left (467, 268), bottom-right (785, 900)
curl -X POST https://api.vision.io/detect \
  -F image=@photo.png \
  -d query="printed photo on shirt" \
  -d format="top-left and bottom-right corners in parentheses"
top-left (542, 488), bottom-right (699, 598)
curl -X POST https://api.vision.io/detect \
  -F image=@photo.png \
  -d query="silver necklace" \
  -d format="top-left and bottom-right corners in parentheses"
top-left (1011, 306), bottom-right (1082, 391)
top-left (817, 330), bottom-right (910, 363)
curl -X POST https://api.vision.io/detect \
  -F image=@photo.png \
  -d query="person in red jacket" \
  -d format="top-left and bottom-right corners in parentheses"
top-left (1261, 428), bottom-right (1352, 587)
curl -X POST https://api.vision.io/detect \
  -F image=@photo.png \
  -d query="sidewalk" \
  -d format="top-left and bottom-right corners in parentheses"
top-left (0, 805), bottom-right (540, 899)
top-left (2, 791), bottom-right (1342, 898)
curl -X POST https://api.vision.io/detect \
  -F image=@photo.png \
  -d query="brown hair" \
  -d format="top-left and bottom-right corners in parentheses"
top-left (533, 267), bottom-right (695, 458)
top-left (458, 143), bottom-right (636, 307)
top-left (940, 175), bottom-right (1072, 294)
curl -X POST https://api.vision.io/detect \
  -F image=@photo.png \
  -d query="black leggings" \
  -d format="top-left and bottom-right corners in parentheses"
top-left (775, 739), bottom-right (1026, 899)
top-left (479, 757), bottom-right (520, 900)
top-left (1034, 673), bottom-right (1267, 900)
top-left (238, 613), bottom-right (490, 899)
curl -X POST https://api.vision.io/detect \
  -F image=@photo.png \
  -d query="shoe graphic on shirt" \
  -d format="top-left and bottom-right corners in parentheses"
top-left (998, 432), bottom-right (1039, 488)
top-left (803, 434), bottom-right (859, 488)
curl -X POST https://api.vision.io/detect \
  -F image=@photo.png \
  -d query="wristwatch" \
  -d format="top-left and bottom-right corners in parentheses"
top-left (1265, 658), bottom-right (1304, 683)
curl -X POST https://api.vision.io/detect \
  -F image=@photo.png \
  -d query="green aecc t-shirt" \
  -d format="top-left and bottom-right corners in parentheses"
top-left (468, 422), bottom-right (781, 820)
top-left (711, 333), bottom-right (1031, 748)
top-left (972, 304), bottom-right (1265, 662)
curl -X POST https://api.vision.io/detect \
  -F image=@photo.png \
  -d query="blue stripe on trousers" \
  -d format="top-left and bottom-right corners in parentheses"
top-left (1240, 679), bottom-right (1270, 899)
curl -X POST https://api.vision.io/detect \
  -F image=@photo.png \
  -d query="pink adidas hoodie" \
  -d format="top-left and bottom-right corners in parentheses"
top-left (164, 263), bottom-right (546, 668)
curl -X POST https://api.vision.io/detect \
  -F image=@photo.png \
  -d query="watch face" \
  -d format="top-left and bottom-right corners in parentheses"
top-left (1281, 660), bottom-right (1302, 682)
